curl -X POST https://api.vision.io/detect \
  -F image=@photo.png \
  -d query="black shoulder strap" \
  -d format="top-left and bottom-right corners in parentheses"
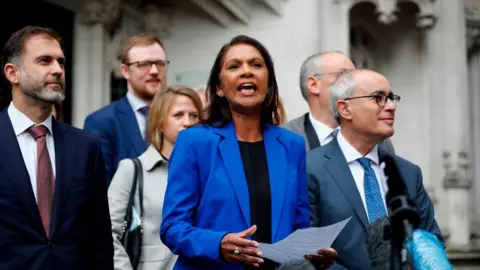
top-left (303, 113), bottom-right (321, 150)
top-left (123, 158), bottom-right (139, 232)
top-left (132, 158), bottom-right (144, 218)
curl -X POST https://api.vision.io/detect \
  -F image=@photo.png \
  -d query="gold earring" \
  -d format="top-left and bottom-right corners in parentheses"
top-left (217, 92), bottom-right (224, 97)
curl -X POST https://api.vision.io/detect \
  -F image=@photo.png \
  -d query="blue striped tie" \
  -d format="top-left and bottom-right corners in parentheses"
top-left (357, 157), bottom-right (387, 224)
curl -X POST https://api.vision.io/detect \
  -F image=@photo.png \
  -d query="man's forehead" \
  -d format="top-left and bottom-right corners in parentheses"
top-left (128, 43), bottom-right (166, 61)
top-left (354, 71), bottom-right (390, 92)
top-left (24, 35), bottom-right (64, 57)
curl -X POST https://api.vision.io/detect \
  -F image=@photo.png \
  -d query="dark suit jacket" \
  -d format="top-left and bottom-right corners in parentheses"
top-left (83, 96), bottom-right (147, 185)
top-left (283, 113), bottom-right (395, 154)
top-left (160, 123), bottom-right (310, 270)
top-left (307, 138), bottom-right (443, 270)
top-left (0, 109), bottom-right (113, 270)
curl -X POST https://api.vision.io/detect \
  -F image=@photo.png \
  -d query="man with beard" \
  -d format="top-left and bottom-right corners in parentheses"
top-left (84, 34), bottom-right (168, 185)
top-left (0, 26), bottom-right (113, 270)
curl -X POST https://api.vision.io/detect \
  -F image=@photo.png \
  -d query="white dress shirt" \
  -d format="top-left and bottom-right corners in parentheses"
top-left (336, 130), bottom-right (388, 221)
top-left (7, 102), bottom-right (56, 202)
top-left (126, 91), bottom-right (149, 140)
top-left (309, 113), bottom-right (337, 146)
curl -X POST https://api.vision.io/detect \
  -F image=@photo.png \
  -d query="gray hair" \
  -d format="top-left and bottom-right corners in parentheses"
top-left (329, 71), bottom-right (357, 123)
top-left (299, 51), bottom-right (346, 101)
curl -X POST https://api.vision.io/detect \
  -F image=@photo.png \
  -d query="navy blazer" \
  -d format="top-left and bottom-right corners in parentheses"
top-left (307, 138), bottom-right (443, 270)
top-left (83, 96), bottom-right (147, 185)
top-left (160, 122), bottom-right (311, 270)
top-left (0, 109), bottom-right (113, 270)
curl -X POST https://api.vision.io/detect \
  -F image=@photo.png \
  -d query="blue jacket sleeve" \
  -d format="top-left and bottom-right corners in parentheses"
top-left (413, 165), bottom-right (445, 246)
top-left (160, 131), bottom-right (229, 262)
top-left (83, 115), bottom-right (115, 185)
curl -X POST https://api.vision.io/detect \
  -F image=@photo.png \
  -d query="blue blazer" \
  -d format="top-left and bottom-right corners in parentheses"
top-left (160, 122), bottom-right (311, 270)
top-left (83, 96), bottom-right (147, 185)
top-left (0, 109), bottom-right (113, 270)
top-left (307, 138), bottom-right (443, 270)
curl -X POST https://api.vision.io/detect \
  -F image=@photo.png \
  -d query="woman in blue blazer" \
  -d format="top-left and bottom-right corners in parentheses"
top-left (160, 35), bottom-right (336, 270)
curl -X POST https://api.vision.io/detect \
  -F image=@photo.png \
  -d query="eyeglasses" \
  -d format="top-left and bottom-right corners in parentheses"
top-left (313, 69), bottom-right (355, 79)
top-left (126, 60), bottom-right (170, 72)
top-left (343, 91), bottom-right (401, 107)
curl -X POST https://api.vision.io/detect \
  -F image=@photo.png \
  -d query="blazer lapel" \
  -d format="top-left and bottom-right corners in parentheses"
top-left (303, 113), bottom-right (320, 150)
top-left (0, 110), bottom-right (44, 236)
top-left (263, 126), bottom-right (286, 239)
top-left (116, 97), bottom-right (146, 155)
top-left (324, 139), bottom-right (369, 231)
top-left (215, 123), bottom-right (250, 227)
top-left (49, 120), bottom-right (74, 238)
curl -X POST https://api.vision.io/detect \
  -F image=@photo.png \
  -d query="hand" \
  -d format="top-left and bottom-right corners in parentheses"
top-left (304, 248), bottom-right (337, 270)
top-left (220, 225), bottom-right (264, 267)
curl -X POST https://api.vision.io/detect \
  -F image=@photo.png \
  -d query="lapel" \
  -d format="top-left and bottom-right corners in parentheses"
top-left (215, 123), bottom-right (250, 226)
top-left (303, 113), bottom-right (320, 150)
top-left (49, 120), bottom-right (74, 239)
top-left (115, 97), bottom-right (147, 155)
top-left (0, 110), bottom-right (44, 236)
top-left (214, 123), bottom-right (286, 238)
top-left (324, 139), bottom-right (369, 231)
top-left (262, 125), bottom-right (286, 239)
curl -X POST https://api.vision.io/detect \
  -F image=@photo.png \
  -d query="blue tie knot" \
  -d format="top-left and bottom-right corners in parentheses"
top-left (358, 157), bottom-right (371, 169)
top-left (138, 106), bottom-right (150, 117)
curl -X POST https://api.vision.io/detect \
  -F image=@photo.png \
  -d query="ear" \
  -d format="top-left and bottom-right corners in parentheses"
top-left (337, 100), bottom-right (353, 121)
top-left (4, 63), bottom-right (20, 85)
top-left (120, 64), bottom-right (130, 80)
top-left (306, 76), bottom-right (320, 96)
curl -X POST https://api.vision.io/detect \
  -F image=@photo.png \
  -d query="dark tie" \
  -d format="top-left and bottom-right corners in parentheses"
top-left (138, 106), bottom-right (150, 141)
top-left (357, 157), bottom-right (387, 224)
top-left (28, 125), bottom-right (55, 236)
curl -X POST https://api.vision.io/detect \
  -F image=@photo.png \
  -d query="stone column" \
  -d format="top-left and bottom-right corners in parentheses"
top-left (70, 0), bottom-right (120, 128)
top-left (440, 0), bottom-right (472, 251)
top-left (318, 0), bottom-right (350, 55)
top-left (468, 47), bottom-right (480, 238)
top-left (71, 18), bottom-right (110, 128)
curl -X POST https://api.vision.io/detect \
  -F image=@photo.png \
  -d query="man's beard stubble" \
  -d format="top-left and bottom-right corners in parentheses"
top-left (19, 72), bottom-right (65, 104)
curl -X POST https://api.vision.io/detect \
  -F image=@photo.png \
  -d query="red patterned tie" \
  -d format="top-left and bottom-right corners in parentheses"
top-left (28, 125), bottom-right (55, 236)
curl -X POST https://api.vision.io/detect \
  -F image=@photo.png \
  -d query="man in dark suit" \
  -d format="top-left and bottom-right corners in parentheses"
top-left (0, 26), bottom-right (113, 270)
top-left (307, 69), bottom-right (442, 270)
top-left (83, 33), bottom-right (168, 185)
top-left (283, 51), bottom-right (395, 153)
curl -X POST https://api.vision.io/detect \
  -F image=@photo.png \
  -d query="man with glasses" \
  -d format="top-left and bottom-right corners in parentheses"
top-left (307, 70), bottom-right (442, 270)
top-left (84, 33), bottom-right (168, 185)
top-left (283, 51), bottom-right (395, 153)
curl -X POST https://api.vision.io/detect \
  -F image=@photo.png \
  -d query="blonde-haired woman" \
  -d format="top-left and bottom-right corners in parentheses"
top-left (108, 85), bottom-right (203, 270)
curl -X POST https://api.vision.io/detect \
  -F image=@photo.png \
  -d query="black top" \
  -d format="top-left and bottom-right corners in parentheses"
top-left (238, 140), bottom-right (275, 270)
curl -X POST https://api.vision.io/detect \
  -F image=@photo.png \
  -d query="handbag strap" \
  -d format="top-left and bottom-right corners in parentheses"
top-left (131, 158), bottom-right (144, 218)
top-left (121, 158), bottom-right (139, 236)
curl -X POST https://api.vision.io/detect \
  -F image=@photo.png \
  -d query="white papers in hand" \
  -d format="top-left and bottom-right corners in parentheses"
top-left (258, 217), bottom-right (351, 264)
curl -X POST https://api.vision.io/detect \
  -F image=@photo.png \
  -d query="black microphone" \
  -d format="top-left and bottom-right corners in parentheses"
top-left (381, 155), bottom-right (420, 240)
top-left (381, 154), bottom-right (421, 270)
top-left (365, 217), bottom-right (412, 270)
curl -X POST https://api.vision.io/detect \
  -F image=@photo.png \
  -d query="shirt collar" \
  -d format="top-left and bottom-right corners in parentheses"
top-left (337, 130), bottom-right (379, 165)
top-left (126, 91), bottom-right (149, 112)
top-left (7, 102), bottom-right (53, 136)
top-left (309, 113), bottom-right (335, 144)
top-left (140, 145), bottom-right (168, 172)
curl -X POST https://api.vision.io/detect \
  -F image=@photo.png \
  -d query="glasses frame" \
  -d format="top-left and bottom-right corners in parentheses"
top-left (126, 60), bottom-right (170, 72)
top-left (343, 91), bottom-right (401, 107)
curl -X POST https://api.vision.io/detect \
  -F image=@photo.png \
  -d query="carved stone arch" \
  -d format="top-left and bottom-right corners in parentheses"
top-left (349, 21), bottom-right (377, 69)
top-left (347, 0), bottom-right (437, 28)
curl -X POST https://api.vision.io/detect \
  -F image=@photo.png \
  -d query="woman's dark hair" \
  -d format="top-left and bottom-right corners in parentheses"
top-left (205, 35), bottom-right (280, 127)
